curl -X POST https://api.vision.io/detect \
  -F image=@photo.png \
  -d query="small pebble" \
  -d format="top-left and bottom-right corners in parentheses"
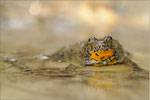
top-left (40, 55), bottom-right (49, 60)
top-left (58, 60), bottom-right (61, 63)
top-left (9, 58), bottom-right (16, 62)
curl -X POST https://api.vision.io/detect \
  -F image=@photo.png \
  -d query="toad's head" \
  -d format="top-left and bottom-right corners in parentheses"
top-left (85, 35), bottom-right (119, 66)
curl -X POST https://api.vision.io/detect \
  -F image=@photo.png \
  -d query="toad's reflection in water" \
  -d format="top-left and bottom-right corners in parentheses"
top-left (76, 65), bottom-right (148, 90)
top-left (82, 72), bottom-right (115, 90)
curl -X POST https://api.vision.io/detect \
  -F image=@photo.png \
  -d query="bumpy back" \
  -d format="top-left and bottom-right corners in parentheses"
top-left (51, 35), bottom-right (125, 66)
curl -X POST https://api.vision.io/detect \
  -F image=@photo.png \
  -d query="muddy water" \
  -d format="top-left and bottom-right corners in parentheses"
top-left (0, 46), bottom-right (149, 100)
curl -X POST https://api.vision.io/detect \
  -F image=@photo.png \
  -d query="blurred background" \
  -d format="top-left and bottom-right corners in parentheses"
top-left (0, 1), bottom-right (149, 68)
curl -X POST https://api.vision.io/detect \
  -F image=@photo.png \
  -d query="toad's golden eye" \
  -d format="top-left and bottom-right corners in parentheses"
top-left (88, 49), bottom-right (119, 65)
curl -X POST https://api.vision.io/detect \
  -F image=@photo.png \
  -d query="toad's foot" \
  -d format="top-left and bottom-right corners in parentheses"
top-left (123, 57), bottom-right (147, 71)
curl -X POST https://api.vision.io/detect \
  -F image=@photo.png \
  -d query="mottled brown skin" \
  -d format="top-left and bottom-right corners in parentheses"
top-left (51, 35), bottom-right (143, 71)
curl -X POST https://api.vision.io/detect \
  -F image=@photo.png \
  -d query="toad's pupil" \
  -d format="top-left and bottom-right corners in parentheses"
top-left (104, 35), bottom-right (113, 41)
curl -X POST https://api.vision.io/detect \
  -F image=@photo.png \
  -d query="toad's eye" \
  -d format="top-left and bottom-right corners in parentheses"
top-left (104, 35), bottom-right (112, 41)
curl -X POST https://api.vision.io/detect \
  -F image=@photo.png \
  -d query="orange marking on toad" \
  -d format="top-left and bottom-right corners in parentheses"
top-left (89, 49), bottom-right (118, 65)
top-left (89, 49), bottom-right (114, 61)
